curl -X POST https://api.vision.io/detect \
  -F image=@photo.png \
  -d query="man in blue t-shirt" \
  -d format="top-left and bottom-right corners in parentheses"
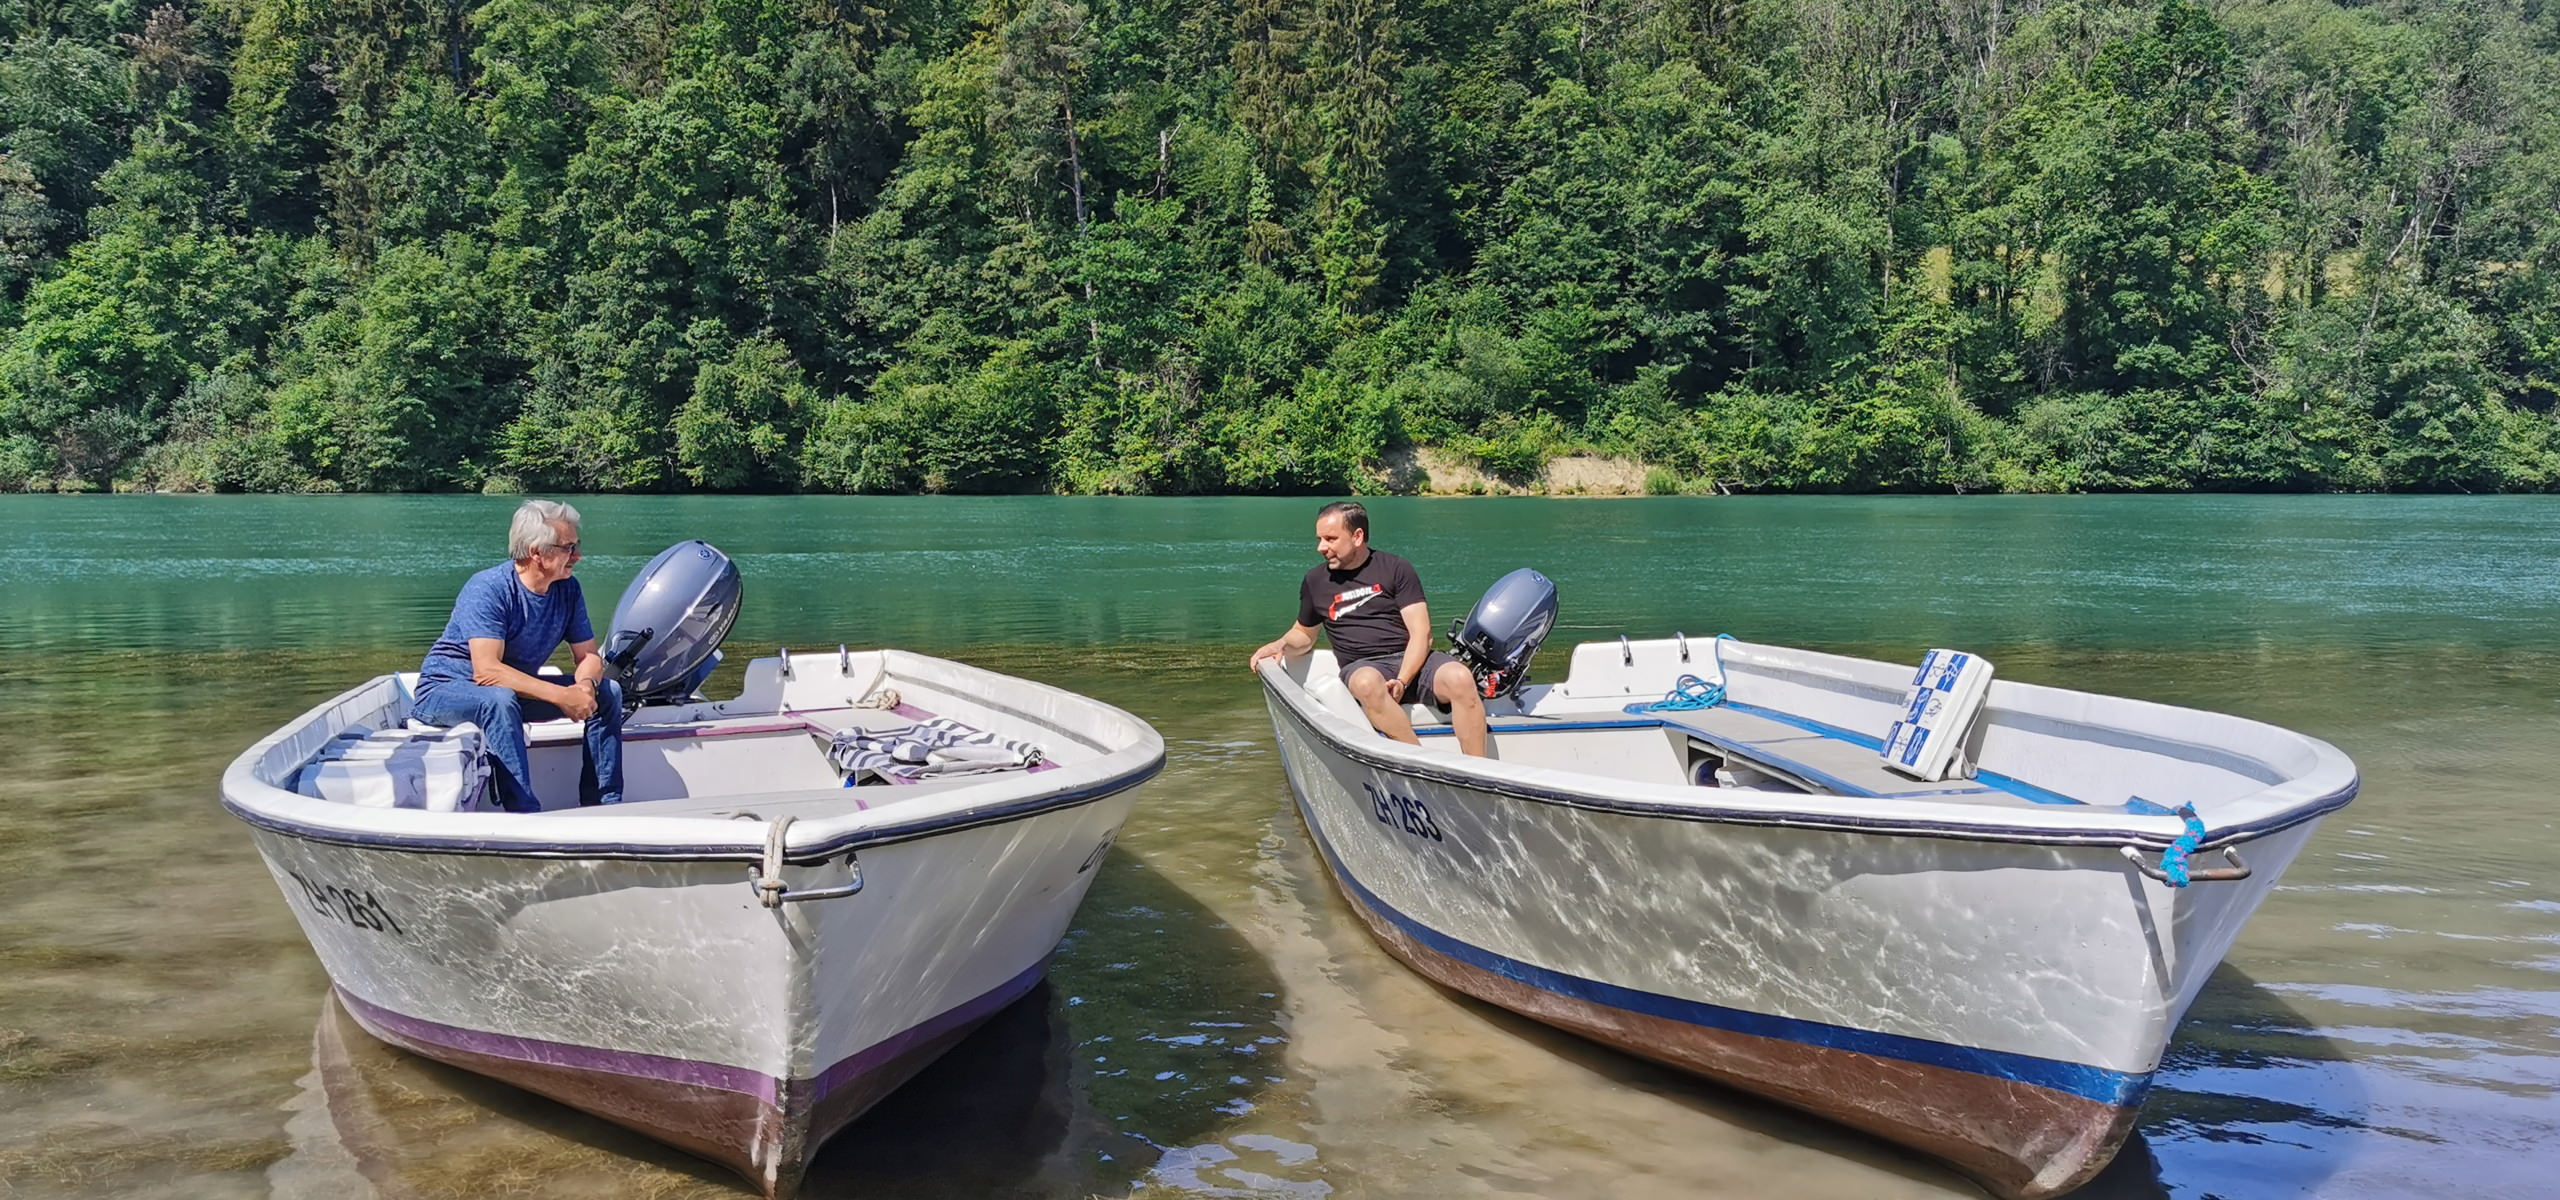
top-left (411, 499), bottom-right (624, 812)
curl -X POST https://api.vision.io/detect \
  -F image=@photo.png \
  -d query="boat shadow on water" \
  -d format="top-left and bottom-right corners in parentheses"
top-left (1412, 956), bottom-right (2359, 1200)
top-left (276, 846), bottom-right (1283, 1199)
top-left (2123, 961), bottom-right (2373, 1199)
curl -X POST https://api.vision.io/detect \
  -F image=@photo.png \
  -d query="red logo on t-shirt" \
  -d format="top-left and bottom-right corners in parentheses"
top-left (1329, 585), bottom-right (1383, 620)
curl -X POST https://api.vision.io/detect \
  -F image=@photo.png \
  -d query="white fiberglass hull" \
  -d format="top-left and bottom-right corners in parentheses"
top-left (227, 650), bottom-right (1161, 1198)
top-left (1259, 638), bottom-right (2353, 1198)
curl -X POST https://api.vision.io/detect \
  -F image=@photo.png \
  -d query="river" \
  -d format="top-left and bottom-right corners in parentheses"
top-left (0, 494), bottom-right (2552, 1198)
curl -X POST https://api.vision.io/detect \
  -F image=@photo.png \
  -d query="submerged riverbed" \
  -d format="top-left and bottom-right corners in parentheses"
top-left (2, 494), bottom-right (2554, 1198)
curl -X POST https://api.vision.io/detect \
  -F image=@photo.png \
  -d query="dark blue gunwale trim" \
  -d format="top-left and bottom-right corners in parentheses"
top-left (223, 754), bottom-right (1164, 863)
top-left (1263, 681), bottom-right (2358, 849)
top-left (1295, 807), bottom-right (2151, 1108)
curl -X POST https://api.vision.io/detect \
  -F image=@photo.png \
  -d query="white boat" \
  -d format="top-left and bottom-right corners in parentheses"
top-left (225, 644), bottom-right (1161, 1199)
top-left (1257, 632), bottom-right (2355, 1199)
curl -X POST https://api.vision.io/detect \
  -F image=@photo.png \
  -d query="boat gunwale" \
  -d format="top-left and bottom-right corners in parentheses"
top-left (222, 651), bottom-right (1167, 864)
top-left (1257, 657), bottom-right (2356, 852)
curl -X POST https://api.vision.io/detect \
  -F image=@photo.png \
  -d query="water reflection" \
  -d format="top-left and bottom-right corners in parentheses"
top-left (2139, 965), bottom-right (2364, 1197)
top-left (800, 982), bottom-right (1075, 1197)
top-left (276, 988), bottom-right (737, 1200)
top-left (8, 498), bottom-right (2560, 1198)
top-left (265, 838), bottom-right (1298, 1200)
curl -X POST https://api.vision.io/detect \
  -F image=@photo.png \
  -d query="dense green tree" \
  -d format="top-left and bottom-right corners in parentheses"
top-left (3, 0), bottom-right (2557, 494)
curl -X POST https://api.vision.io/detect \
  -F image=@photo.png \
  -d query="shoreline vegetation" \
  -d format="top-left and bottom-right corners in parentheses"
top-left (3, 1), bottom-right (2556, 498)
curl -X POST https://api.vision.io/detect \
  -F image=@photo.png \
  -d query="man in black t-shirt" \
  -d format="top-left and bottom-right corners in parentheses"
top-left (1250, 501), bottom-right (1490, 756)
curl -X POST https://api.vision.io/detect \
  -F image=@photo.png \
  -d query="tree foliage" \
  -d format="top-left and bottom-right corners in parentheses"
top-left (3, 0), bottom-right (2557, 493)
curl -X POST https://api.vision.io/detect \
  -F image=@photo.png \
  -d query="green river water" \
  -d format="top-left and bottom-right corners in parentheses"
top-left (0, 494), bottom-right (2553, 1199)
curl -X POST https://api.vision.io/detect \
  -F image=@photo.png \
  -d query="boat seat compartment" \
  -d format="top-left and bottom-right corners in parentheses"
top-left (541, 773), bottom-right (992, 819)
top-left (1646, 704), bottom-right (2080, 805)
top-left (292, 724), bottom-right (492, 812)
top-left (534, 705), bottom-right (1054, 810)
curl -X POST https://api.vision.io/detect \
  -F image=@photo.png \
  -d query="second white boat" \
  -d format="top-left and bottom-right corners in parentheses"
top-left (1258, 589), bottom-right (2353, 1198)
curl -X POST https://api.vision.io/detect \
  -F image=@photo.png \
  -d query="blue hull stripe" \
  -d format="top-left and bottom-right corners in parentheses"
top-left (1300, 811), bottom-right (2151, 1109)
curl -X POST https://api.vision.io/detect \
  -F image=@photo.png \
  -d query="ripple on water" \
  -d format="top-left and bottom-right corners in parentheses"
top-left (8, 496), bottom-right (2560, 1198)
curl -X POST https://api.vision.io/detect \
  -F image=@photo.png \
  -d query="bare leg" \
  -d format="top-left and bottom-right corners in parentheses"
top-left (1346, 667), bottom-right (1421, 745)
top-left (1433, 660), bottom-right (1491, 757)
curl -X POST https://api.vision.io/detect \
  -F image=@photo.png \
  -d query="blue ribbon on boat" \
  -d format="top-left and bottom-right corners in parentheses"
top-left (2160, 803), bottom-right (2209, 888)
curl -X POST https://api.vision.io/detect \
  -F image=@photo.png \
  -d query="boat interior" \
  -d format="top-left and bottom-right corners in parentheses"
top-left (273, 652), bottom-right (1076, 816)
top-left (1286, 637), bottom-right (2321, 819)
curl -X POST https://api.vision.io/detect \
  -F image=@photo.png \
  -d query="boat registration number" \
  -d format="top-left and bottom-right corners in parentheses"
top-left (1364, 783), bottom-right (1445, 843)
top-left (286, 869), bottom-right (406, 938)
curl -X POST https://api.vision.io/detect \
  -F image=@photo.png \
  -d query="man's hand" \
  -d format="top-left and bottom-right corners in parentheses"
top-left (556, 680), bottom-right (600, 722)
top-left (1249, 639), bottom-right (1297, 671)
top-left (1252, 625), bottom-right (1318, 672)
top-left (1385, 677), bottom-right (1408, 703)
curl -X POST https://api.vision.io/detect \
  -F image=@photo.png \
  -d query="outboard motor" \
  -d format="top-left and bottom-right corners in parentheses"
top-left (604, 540), bottom-right (743, 710)
top-left (1447, 568), bottom-right (1559, 701)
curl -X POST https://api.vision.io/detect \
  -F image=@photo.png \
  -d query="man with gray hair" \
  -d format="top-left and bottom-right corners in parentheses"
top-left (410, 499), bottom-right (624, 812)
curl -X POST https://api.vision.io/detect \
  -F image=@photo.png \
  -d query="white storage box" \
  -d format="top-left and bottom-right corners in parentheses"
top-left (1880, 649), bottom-right (1994, 782)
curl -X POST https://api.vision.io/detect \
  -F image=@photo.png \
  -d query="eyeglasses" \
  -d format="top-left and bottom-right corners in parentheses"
top-left (547, 541), bottom-right (581, 557)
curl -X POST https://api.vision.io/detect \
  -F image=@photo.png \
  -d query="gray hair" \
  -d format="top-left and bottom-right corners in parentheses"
top-left (508, 499), bottom-right (582, 560)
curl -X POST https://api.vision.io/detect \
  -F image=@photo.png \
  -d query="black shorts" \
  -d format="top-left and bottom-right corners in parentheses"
top-left (1338, 651), bottom-right (1468, 705)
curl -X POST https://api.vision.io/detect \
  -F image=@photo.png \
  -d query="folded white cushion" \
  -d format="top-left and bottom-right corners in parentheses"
top-left (293, 724), bottom-right (492, 813)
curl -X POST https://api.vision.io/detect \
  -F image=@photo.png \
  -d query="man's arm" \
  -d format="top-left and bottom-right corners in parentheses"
top-left (1250, 624), bottom-right (1320, 671)
top-left (469, 638), bottom-right (600, 721)
top-left (1389, 602), bottom-right (1432, 700)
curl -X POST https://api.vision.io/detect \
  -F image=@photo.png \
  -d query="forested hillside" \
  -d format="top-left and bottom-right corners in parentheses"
top-left (3, 0), bottom-right (2555, 494)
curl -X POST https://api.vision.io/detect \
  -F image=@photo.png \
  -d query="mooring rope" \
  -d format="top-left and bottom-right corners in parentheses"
top-left (1634, 634), bottom-right (1739, 712)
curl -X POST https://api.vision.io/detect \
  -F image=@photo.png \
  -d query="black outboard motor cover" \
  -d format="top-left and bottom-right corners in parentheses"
top-left (605, 540), bottom-right (742, 707)
top-left (1448, 568), bottom-right (1559, 701)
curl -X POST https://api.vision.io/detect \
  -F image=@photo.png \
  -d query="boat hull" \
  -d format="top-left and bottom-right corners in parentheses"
top-left (1263, 689), bottom-right (2320, 1199)
top-left (245, 788), bottom-right (1134, 1198)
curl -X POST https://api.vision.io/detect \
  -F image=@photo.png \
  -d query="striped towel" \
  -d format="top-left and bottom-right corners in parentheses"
top-left (827, 718), bottom-right (1046, 784)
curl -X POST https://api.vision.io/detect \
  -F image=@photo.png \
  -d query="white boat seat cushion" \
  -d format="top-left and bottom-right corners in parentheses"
top-left (292, 724), bottom-right (493, 813)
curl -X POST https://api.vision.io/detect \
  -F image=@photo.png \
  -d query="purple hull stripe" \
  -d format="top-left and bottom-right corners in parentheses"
top-left (811, 956), bottom-right (1049, 1101)
top-left (337, 988), bottom-right (780, 1103)
top-left (337, 959), bottom-right (1053, 1110)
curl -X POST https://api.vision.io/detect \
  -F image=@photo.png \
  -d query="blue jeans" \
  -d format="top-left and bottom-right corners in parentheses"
top-left (412, 678), bottom-right (625, 813)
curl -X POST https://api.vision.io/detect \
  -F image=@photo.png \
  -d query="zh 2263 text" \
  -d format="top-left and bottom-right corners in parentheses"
top-left (1364, 783), bottom-right (1445, 843)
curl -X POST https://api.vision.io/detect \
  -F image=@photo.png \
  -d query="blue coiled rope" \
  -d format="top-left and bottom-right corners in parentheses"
top-left (1645, 674), bottom-right (1727, 710)
top-left (1633, 634), bottom-right (1739, 712)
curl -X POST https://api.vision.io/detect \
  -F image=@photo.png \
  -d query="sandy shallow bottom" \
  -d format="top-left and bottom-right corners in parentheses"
top-left (4, 641), bottom-right (2555, 1200)
top-left (6, 493), bottom-right (2558, 1199)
